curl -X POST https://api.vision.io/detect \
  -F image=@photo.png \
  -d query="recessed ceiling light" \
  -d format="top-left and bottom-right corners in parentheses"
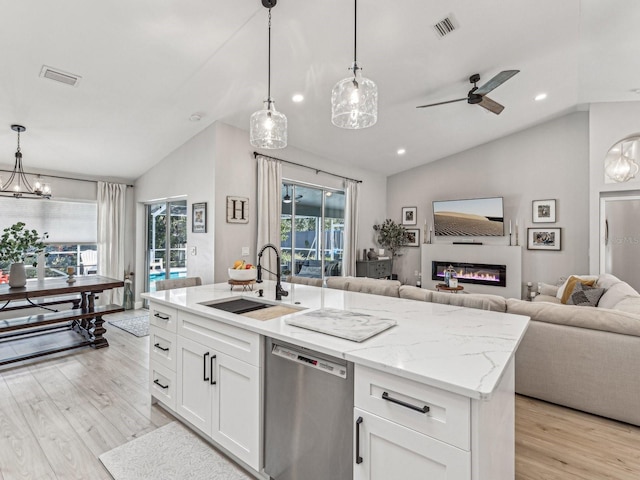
top-left (325, 191), bottom-right (333, 197)
top-left (534, 93), bottom-right (547, 101)
top-left (632, 89), bottom-right (640, 94)
top-left (397, 148), bottom-right (406, 155)
top-left (292, 94), bottom-right (304, 103)
top-left (189, 113), bottom-right (202, 122)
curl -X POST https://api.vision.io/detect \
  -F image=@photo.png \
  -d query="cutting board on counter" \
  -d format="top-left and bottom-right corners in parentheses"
top-left (285, 308), bottom-right (396, 342)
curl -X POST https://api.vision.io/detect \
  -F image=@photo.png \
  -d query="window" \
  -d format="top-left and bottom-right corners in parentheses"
top-left (0, 198), bottom-right (97, 281)
top-left (281, 183), bottom-right (345, 280)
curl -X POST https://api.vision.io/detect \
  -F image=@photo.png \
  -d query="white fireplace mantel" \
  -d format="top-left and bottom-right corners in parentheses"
top-left (421, 244), bottom-right (523, 299)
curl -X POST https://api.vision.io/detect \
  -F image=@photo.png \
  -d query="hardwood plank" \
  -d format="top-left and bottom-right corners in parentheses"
top-left (1, 369), bottom-right (110, 479)
top-left (516, 395), bottom-right (640, 480)
top-left (0, 374), bottom-right (57, 480)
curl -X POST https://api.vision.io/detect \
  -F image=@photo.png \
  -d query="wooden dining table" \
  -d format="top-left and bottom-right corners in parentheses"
top-left (0, 275), bottom-right (124, 366)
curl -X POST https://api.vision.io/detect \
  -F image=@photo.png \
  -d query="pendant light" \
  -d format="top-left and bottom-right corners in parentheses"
top-left (605, 139), bottom-right (640, 183)
top-left (331, 0), bottom-right (378, 129)
top-left (0, 125), bottom-right (51, 199)
top-left (250, 0), bottom-right (287, 149)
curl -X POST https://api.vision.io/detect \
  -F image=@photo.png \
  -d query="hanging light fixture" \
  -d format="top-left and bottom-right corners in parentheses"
top-left (331, 0), bottom-right (378, 129)
top-left (283, 185), bottom-right (292, 203)
top-left (250, 0), bottom-right (287, 149)
top-left (605, 138), bottom-right (640, 183)
top-left (0, 125), bottom-right (51, 199)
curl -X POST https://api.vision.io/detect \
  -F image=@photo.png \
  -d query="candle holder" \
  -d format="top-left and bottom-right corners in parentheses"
top-left (515, 228), bottom-right (519, 246)
top-left (66, 267), bottom-right (76, 284)
top-left (509, 233), bottom-right (513, 246)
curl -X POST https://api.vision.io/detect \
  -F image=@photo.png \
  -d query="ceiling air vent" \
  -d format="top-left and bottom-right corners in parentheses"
top-left (433, 15), bottom-right (458, 38)
top-left (39, 65), bottom-right (81, 87)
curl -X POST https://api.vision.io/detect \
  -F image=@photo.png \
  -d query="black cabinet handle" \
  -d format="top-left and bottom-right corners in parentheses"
top-left (153, 379), bottom-right (169, 389)
top-left (154, 312), bottom-right (170, 320)
top-left (382, 391), bottom-right (430, 414)
top-left (203, 352), bottom-right (210, 382)
top-left (210, 355), bottom-right (217, 385)
top-left (355, 416), bottom-right (363, 464)
top-left (154, 343), bottom-right (169, 352)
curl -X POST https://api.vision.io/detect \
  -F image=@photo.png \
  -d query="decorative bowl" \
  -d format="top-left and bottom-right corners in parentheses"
top-left (228, 267), bottom-right (257, 281)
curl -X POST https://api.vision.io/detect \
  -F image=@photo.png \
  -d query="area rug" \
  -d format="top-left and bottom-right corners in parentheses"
top-left (99, 422), bottom-right (252, 480)
top-left (108, 315), bottom-right (149, 337)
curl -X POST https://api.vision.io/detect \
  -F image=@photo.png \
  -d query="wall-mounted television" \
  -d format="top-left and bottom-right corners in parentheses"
top-left (432, 197), bottom-right (504, 236)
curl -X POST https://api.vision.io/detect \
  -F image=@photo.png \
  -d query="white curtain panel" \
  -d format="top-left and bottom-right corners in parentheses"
top-left (256, 156), bottom-right (282, 280)
top-left (97, 182), bottom-right (126, 305)
top-left (343, 179), bottom-right (360, 276)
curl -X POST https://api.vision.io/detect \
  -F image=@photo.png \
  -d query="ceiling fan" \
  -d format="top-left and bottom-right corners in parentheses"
top-left (283, 185), bottom-right (303, 204)
top-left (416, 70), bottom-right (520, 115)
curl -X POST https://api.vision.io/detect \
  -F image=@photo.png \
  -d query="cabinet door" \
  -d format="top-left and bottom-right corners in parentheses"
top-left (211, 351), bottom-right (261, 471)
top-left (176, 336), bottom-right (213, 436)
top-left (353, 409), bottom-right (470, 480)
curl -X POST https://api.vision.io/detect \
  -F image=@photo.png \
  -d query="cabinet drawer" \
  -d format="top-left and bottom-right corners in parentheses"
top-left (178, 310), bottom-right (261, 366)
top-left (150, 325), bottom-right (176, 371)
top-left (354, 408), bottom-right (470, 480)
top-left (355, 365), bottom-right (470, 450)
top-left (150, 362), bottom-right (176, 411)
top-left (149, 303), bottom-right (178, 333)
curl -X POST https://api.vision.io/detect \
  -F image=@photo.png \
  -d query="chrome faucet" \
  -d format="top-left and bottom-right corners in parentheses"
top-left (256, 243), bottom-right (289, 301)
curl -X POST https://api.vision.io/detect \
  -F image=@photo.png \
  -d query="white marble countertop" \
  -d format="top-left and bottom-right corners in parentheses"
top-left (142, 281), bottom-right (529, 400)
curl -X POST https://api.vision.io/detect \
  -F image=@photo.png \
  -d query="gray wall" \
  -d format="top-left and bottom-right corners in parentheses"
top-left (386, 112), bottom-right (590, 289)
top-left (135, 121), bottom-right (387, 294)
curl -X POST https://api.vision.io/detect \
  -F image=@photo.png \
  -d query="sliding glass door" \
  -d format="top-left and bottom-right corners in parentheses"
top-left (281, 183), bottom-right (345, 281)
top-left (146, 200), bottom-right (188, 293)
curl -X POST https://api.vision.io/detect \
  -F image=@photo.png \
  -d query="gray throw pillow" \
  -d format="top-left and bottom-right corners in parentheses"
top-left (566, 281), bottom-right (605, 307)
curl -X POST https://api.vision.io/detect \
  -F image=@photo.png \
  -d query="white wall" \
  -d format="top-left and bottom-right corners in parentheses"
top-left (212, 122), bottom-right (387, 282)
top-left (134, 125), bottom-right (216, 298)
top-left (135, 121), bottom-right (387, 294)
top-left (386, 112), bottom-right (590, 289)
top-left (588, 101), bottom-right (640, 274)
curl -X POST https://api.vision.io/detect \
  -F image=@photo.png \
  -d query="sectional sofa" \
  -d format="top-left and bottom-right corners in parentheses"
top-left (323, 274), bottom-right (640, 426)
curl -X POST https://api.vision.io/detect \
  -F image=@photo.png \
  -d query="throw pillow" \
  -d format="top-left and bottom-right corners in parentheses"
top-left (559, 275), bottom-right (597, 304)
top-left (566, 282), bottom-right (605, 307)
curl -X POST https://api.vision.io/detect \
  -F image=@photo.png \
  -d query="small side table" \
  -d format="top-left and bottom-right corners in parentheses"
top-left (436, 283), bottom-right (464, 294)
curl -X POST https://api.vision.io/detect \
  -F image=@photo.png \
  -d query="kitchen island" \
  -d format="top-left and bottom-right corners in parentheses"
top-left (143, 280), bottom-right (529, 480)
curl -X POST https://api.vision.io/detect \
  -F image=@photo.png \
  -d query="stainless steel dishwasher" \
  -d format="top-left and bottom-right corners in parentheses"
top-left (264, 337), bottom-right (354, 480)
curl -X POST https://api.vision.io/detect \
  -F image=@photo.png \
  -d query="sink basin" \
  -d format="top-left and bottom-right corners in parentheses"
top-left (200, 297), bottom-right (305, 321)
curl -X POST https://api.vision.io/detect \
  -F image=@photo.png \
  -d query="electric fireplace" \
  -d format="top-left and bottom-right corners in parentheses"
top-left (432, 261), bottom-right (507, 287)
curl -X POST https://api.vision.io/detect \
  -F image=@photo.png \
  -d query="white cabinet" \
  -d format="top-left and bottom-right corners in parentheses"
top-left (150, 304), bottom-right (261, 472)
top-left (354, 365), bottom-right (471, 480)
top-left (354, 408), bottom-right (470, 480)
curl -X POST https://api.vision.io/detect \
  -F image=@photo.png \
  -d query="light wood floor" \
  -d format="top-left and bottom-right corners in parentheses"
top-left (1, 309), bottom-right (639, 479)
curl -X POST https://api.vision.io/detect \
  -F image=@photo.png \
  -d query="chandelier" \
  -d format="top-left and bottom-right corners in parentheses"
top-left (331, 0), bottom-right (378, 129)
top-left (605, 138), bottom-right (640, 183)
top-left (249, 0), bottom-right (287, 149)
top-left (0, 125), bottom-right (51, 198)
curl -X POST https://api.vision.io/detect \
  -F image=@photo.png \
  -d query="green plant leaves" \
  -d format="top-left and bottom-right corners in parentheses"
top-left (0, 222), bottom-right (48, 265)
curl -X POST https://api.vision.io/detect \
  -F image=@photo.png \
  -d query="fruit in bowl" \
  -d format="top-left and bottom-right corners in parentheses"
top-left (228, 260), bottom-right (257, 281)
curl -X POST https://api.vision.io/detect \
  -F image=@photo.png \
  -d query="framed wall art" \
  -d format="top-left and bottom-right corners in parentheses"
top-left (406, 228), bottom-right (420, 247)
top-left (226, 196), bottom-right (249, 224)
top-left (532, 199), bottom-right (556, 223)
top-left (402, 206), bottom-right (417, 225)
top-left (527, 228), bottom-right (561, 251)
top-left (192, 202), bottom-right (207, 233)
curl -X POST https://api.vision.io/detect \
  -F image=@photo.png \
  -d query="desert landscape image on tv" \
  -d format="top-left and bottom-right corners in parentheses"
top-left (433, 197), bottom-right (504, 236)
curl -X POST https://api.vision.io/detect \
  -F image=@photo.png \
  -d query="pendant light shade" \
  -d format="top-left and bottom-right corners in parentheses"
top-left (250, 0), bottom-right (287, 149)
top-left (331, 0), bottom-right (378, 129)
top-left (605, 138), bottom-right (640, 183)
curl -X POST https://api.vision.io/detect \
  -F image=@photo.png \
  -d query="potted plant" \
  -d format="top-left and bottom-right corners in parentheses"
top-left (0, 222), bottom-right (48, 288)
top-left (373, 219), bottom-right (409, 276)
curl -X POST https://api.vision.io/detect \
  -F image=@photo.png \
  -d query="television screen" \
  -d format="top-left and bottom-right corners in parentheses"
top-left (432, 197), bottom-right (504, 236)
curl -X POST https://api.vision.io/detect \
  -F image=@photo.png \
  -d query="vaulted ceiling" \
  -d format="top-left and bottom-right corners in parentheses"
top-left (0, 1), bottom-right (638, 180)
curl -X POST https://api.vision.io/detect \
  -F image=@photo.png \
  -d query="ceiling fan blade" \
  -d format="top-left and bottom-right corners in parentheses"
top-left (478, 96), bottom-right (505, 115)
top-left (475, 70), bottom-right (519, 96)
top-left (416, 97), bottom-right (467, 109)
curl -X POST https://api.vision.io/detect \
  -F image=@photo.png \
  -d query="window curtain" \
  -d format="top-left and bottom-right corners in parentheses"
top-left (256, 155), bottom-right (282, 279)
top-left (97, 182), bottom-right (126, 305)
top-left (343, 180), bottom-right (360, 276)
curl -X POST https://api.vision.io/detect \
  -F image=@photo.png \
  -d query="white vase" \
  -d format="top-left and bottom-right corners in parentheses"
top-left (8, 262), bottom-right (27, 288)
